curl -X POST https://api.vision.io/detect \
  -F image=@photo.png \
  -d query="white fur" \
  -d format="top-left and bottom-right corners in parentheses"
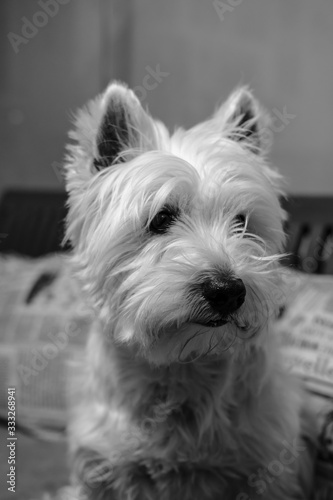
top-left (64, 82), bottom-right (316, 500)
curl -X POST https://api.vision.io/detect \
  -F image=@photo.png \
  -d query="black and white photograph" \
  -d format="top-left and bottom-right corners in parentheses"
top-left (0, 2), bottom-right (333, 499)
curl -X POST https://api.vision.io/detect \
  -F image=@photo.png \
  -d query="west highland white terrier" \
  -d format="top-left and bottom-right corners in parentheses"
top-left (64, 82), bottom-right (316, 499)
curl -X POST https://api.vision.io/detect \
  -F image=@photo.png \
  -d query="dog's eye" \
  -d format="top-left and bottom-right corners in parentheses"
top-left (148, 209), bottom-right (177, 234)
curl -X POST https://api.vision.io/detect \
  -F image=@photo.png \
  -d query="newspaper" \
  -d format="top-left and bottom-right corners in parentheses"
top-left (0, 255), bottom-right (96, 435)
top-left (277, 272), bottom-right (333, 397)
top-left (276, 271), bottom-right (333, 498)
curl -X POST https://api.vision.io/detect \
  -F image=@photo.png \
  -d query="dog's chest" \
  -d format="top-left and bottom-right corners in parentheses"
top-left (133, 362), bottom-right (239, 465)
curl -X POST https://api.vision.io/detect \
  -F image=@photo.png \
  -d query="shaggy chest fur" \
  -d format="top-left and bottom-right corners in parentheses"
top-left (70, 333), bottom-right (308, 500)
top-left (78, 334), bottom-right (284, 465)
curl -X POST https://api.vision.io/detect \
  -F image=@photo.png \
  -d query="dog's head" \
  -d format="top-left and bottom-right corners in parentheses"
top-left (65, 82), bottom-right (286, 365)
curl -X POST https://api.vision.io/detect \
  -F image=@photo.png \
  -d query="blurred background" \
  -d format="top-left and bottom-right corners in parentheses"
top-left (1, 0), bottom-right (333, 195)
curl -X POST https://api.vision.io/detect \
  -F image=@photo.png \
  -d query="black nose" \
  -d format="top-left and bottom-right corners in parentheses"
top-left (202, 276), bottom-right (246, 315)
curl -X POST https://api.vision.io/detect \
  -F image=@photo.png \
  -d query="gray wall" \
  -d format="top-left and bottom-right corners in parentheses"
top-left (130, 0), bottom-right (333, 194)
top-left (1, 0), bottom-right (333, 195)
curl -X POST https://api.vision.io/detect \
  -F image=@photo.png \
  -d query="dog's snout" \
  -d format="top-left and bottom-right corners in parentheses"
top-left (202, 276), bottom-right (246, 315)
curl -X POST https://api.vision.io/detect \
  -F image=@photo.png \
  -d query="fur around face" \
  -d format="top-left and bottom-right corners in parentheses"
top-left (64, 82), bottom-right (316, 499)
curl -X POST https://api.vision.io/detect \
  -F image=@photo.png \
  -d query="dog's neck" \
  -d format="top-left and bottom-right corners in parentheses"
top-left (94, 331), bottom-right (266, 430)
top-left (81, 327), bottom-right (271, 467)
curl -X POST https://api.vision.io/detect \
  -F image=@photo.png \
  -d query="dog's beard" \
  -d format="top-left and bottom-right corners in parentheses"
top-left (102, 260), bottom-right (283, 365)
top-left (148, 311), bottom-right (273, 366)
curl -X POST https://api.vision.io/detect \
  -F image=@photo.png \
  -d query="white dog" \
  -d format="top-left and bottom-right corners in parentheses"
top-left (64, 82), bottom-right (316, 499)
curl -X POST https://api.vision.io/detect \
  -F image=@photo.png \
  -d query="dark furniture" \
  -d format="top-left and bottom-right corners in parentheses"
top-left (283, 196), bottom-right (333, 274)
top-left (0, 190), bottom-right (69, 257)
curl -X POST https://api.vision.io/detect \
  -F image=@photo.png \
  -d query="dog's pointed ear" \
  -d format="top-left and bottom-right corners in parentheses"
top-left (67, 82), bottom-right (158, 181)
top-left (216, 87), bottom-right (271, 155)
top-left (93, 82), bottom-right (157, 170)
